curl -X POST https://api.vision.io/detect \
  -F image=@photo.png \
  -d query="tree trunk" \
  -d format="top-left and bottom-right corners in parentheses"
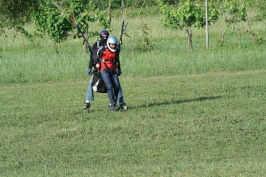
top-left (54, 41), bottom-right (59, 54)
top-left (185, 24), bottom-right (193, 50)
top-left (83, 43), bottom-right (88, 53)
top-left (218, 31), bottom-right (226, 46)
top-left (245, 14), bottom-right (255, 42)
top-left (188, 33), bottom-right (193, 49)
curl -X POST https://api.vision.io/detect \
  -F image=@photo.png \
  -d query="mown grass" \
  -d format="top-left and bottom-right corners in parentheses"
top-left (1, 13), bottom-right (266, 176)
top-left (1, 70), bottom-right (266, 176)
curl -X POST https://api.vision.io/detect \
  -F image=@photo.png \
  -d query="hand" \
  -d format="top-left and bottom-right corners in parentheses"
top-left (117, 70), bottom-right (122, 76)
top-left (96, 64), bottom-right (100, 70)
top-left (87, 69), bottom-right (92, 75)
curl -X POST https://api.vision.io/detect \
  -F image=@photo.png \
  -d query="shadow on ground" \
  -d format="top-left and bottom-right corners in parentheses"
top-left (134, 96), bottom-right (222, 109)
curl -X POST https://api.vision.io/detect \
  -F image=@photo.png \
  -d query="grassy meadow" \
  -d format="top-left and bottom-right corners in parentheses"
top-left (1, 12), bottom-right (266, 177)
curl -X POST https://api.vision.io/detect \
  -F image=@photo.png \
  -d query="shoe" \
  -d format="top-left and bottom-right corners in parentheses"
top-left (120, 103), bottom-right (128, 110)
top-left (108, 104), bottom-right (119, 111)
top-left (83, 102), bottom-right (90, 110)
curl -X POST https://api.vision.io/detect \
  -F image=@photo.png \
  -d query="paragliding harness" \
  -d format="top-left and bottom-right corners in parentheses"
top-left (75, 24), bottom-right (107, 93)
top-left (91, 70), bottom-right (107, 93)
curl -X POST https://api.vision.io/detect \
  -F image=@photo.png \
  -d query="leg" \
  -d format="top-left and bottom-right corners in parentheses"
top-left (83, 76), bottom-right (94, 110)
top-left (117, 76), bottom-right (124, 104)
top-left (86, 76), bottom-right (94, 101)
top-left (110, 71), bottom-right (120, 103)
top-left (100, 70), bottom-right (116, 105)
top-left (116, 75), bottom-right (128, 110)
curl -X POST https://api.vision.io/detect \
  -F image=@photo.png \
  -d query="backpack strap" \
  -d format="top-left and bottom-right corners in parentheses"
top-left (97, 41), bottom-right (100, 48)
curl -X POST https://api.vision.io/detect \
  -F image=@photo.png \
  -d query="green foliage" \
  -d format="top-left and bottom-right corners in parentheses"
top-left (0, 0), bottom-right (39, 35)
top-left (158, 0), bottom-right (220, 30)
top-left (31, 0), bottom-right (108, 43)
top-left (0, 0), bottom-right (110, 45)
top-left (157, 0), bottom-right (221, 49)
top-left (222, 0), bottom-right (247, 26)
top-left (92, 0), bottom-right (182, 10)
top-left (32, 5), bottom-right (71, 43)
top-left (208, 1), bottom-right (221, 23)
top-left (0, 0), bottom-right (38, 24)
top-left (217, 0), bottom-right (266, 46)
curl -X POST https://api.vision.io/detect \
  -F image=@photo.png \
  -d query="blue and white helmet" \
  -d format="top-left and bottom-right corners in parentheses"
top-left (107, 36), bottom-right (118, 52)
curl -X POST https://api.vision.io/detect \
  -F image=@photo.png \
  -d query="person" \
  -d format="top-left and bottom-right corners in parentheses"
top-left (94, 36), bottom-right (125, 111)
top-left (83, 30), bottom-right (128, 110)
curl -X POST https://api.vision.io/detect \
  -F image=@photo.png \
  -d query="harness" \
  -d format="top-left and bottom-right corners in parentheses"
top-left (100, 59), bottom-right (117, 71)
top-left (99, 46), bottom-right (118, 71)
top-left (101, 59), bottom-right (116, 63)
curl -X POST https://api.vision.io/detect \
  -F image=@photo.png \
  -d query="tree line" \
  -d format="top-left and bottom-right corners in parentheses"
top-left (1, 0), bottom-right (265, 49)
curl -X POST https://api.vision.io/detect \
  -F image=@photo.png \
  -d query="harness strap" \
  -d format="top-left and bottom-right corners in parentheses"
top-left (101, 59), bottom-right (116, 63)
top-left (100, 59), bottom-right (117, 71)
top-left (97, 41), bottom-right (100, 48)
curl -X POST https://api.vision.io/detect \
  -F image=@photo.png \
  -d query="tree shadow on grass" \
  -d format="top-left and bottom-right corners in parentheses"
top-left (133, 96), bottom-right (222, 109)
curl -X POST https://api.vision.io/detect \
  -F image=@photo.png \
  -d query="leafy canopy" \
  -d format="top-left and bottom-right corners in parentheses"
top-left (157, 0), bottom-right (220, 30)
top-left (31, 0), bottom-right (109, 43)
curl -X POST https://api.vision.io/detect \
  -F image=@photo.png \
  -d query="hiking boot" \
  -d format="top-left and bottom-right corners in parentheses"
top-left (83, 102), bottom-right (90, 110)
top-left (108, 104), bottom-right (119, 111)
top-left (120, 103), bottom-right (128, 110)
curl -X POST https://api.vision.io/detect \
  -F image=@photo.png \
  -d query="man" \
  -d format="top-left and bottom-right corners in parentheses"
top-left (95, 36), bottom-right (122, 111)
top-left (83, 30), bottom-right (128, 110)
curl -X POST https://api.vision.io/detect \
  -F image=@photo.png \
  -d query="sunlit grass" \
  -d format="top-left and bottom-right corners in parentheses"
top-left (1, 70), bottom-right (266, 176)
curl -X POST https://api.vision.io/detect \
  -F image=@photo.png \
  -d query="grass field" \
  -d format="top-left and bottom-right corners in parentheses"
top-left (1, 13), bottom-right (266, 176)
top-left (1, 70), bottom-right (266, 176)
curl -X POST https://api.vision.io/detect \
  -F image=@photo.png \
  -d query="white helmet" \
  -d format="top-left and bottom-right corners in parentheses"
top-left (107, 36), bottom-right (118, 52)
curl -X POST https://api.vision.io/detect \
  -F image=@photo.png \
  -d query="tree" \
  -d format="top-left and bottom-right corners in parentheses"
top-left (0, 0), bottom-right (40, 35)
top-left (1, 0), bottom-right (110, 53)
top-left (32, 1), bottom-right (109, 41)
top-left (157, 0), bottom-right (220, 49)
top-left (30, 0), bottom-right (110, 53)
top-left (219, 0), bottom-right (254, 46)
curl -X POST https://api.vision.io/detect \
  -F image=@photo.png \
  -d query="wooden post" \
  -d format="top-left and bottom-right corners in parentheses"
top-left (107, 2), bottom-right (112, 29)
top-left (205, 0), bottom-right (209, 49)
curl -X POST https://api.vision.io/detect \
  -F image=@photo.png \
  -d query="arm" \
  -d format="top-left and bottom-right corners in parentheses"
top-left (88, 42), bottom-right (98, 70)
top-left (88, 55), bottom-right (94, 70)
top-left (116, 55), bottom-right (121, 71)
top-left (95, 46), bottom-right (104, 70)
top-left (116, 48), bottom-right (121, 71)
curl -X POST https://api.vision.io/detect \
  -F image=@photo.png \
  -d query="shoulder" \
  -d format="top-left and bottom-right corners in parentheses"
top-left (92, 41), bottom-right (98, 49)
top-left (96, 46), bottom-right (106, 54)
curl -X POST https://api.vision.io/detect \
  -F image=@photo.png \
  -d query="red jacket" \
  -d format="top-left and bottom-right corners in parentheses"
top-left (96, 46), bottom-right (120, 71)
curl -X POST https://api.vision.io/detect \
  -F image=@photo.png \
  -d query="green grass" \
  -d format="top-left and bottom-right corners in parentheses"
top-left (1, 39), bottom-right (266, 84)
top-left (1, 70), bottom-right (266, 176)
top-left (1, 15), bottom-right (266, 84)
top-left (1, 13), bottom-right (266, 176)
